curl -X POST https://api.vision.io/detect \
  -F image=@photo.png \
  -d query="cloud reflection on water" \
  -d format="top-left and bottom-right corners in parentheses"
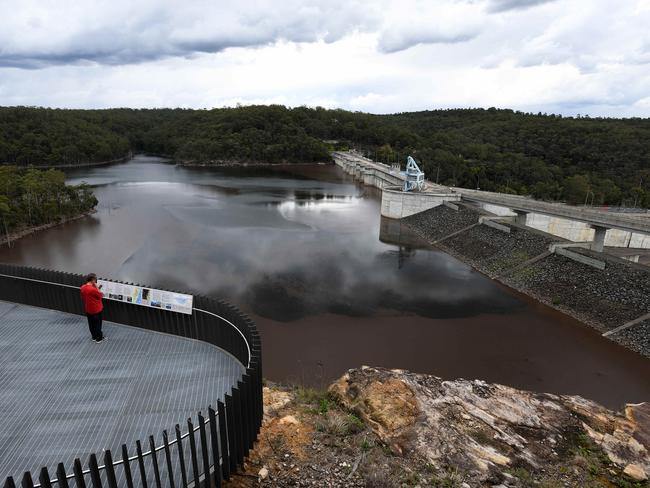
top-left (68, 158), bottom-right (523, 321)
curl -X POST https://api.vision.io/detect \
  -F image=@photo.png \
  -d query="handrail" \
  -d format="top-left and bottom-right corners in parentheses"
top-left (194, 308), bottom-right (251, 368)
top-left (0, 273), bottom-right (252, 367)
top-left (34, 417), bottom-right (212, 487)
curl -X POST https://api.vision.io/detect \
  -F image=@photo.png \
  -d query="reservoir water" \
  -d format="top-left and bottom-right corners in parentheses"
top-left (2, 155), bottom-right (649, 408)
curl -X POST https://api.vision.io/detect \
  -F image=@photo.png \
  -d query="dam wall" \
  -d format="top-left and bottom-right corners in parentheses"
top-left (401, 205), bottom-right (650, 359)
top-left (333, 152), bottom-right (460, 218)
top-left (380, 186), bottom-right (461, 219)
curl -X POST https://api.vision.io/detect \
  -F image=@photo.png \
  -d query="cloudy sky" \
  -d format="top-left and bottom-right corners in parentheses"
top-left (0, 0), bottom-right (649, 116)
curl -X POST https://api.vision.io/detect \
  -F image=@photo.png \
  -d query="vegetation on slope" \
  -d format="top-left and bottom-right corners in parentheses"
top-left (1, 105), bottom-right (649, 207)
top-left (0, 166), bottom-right (97, 242)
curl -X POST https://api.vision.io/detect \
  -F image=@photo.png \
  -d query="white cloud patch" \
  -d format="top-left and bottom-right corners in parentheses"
top-left (375, 0), bottom-right (485, 53)
top-left (0, 0), bottom-right (649, 116)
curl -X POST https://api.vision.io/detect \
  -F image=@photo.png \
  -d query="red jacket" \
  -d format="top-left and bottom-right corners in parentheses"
top-left (80, 283), bottom-right (104, 314)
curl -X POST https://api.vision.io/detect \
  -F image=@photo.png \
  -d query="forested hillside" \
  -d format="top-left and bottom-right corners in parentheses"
top-left (1, 105), bottom-right (648, 207)
top-left (0, 166), bottom-right (97, 241)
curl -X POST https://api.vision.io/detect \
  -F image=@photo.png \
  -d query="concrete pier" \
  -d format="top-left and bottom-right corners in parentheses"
top-left (592, 225), bottom-right (608, 252)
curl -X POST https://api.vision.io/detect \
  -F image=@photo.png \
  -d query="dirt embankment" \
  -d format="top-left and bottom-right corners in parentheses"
top-left (226, 368), bottom-right (650, 487)
top-left (402, 204), bottom-right (650, 358)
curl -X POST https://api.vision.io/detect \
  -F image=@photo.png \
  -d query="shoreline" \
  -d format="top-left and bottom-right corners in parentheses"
top-left (177, 159), bottom-right (333, 167)
top-left (31, 153), bottom-right (133, 169)
top-left (1, 210), bottom-right (96, 247)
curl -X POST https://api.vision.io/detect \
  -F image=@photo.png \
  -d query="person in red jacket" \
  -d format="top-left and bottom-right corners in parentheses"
top-left (80, 273), bottom-right (105, 343)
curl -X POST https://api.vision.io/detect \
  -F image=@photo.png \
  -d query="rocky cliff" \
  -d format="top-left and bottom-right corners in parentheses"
top-left (226, 367), bottom-right (649, 487)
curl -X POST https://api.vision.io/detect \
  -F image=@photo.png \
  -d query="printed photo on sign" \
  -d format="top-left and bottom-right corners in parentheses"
top-left (97, 280), bottom-right (193, 315)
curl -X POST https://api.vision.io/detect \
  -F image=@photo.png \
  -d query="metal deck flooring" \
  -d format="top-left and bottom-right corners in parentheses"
top-left (0, 300), bottom-right (245, 481)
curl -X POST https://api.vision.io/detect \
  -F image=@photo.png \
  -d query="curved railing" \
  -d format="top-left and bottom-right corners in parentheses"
top-left (0, 264), bottom-right (262, 488)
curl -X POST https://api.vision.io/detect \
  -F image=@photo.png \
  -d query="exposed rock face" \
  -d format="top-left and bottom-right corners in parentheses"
top-left (330, 367), bottom-right (650, 485)
top-left (329, 372), bottom-right (418, 454)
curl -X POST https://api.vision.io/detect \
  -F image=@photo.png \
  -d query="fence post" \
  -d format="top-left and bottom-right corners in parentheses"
top-left (73, 459), bottom-right (86, 488)
top-left (88, 454), bottom-right (102, 488)
top-left (197, 413), bottom-right (210, 487)
top-left (224, 394), bottom-right (238, 474)
top-left (55, 464), bottom-right (69, 488)
top-left (233, 385), bottom-right (244, 465)
top-left (20, 472), bottom-right (33, 488)
top-left (149, 436), bottom-right (162, 488)
top-left (187, 419), bottom-right (200, 487)
top-left (103, 450), bottom-right (118, 488)
top-left (162, 431), bottom-right (176, 488)
top-left (121, 445), bottom-right (135, 488)
top-left (136, 440), bottom-right (148, 488)
top-left (208, 407), bottom-right (222, 488)
top-left (174, 425), bottom-right (188, 488)
top-left (38, 468), bottom-right (51, 488)
top-left (217, 400), bottom-right (230, 481)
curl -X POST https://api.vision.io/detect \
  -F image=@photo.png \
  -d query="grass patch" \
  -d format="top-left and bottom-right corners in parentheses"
top-left (568, 432), bottom-right (648, 488)
top-left (315, 411), bottom-right (366, 437)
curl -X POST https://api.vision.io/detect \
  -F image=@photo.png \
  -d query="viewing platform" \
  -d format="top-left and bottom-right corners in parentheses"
top-left (0, 265), bottom-right (262, 488)
top-left (0, 300), bottom-right (244, 482)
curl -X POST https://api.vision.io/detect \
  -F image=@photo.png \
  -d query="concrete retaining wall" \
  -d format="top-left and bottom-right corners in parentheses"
top-left (380, 186), bottom-right (461, 219)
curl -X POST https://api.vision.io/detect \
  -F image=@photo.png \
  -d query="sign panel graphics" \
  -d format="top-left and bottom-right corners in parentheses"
top-left (97, 280), bottom-right (194, 315)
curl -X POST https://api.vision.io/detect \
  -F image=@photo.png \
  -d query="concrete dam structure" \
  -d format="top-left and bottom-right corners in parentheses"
top-left (333, 151), bottom-right (650, 256)
top-left (334, 150), bottom-right (650, 357)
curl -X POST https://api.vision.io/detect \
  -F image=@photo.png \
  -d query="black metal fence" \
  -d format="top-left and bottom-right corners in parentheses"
top-left (0, 264), bottom-right (262, 488)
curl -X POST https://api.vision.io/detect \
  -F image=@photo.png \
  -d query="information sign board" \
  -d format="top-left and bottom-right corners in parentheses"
top-left (97, 280), bottom-right (193, 315)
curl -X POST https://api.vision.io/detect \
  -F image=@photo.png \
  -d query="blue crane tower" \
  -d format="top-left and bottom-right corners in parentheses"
top-left (402, 156), bottom-right (425, 192)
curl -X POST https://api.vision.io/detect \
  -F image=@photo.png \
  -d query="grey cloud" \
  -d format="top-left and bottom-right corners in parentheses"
top-left (0, 1), bottom-right (375, 68)
top-left (488, 0), bottom-right (557, 12)
top-left (378, 31), bottom-right (478, 53)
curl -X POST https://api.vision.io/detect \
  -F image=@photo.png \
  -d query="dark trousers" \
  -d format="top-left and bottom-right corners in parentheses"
top-left (86, 312), bottom-right (103, 340)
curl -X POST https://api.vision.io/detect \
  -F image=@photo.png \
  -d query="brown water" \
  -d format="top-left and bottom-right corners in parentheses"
top-left (2, 155), bottom-right (648, 408)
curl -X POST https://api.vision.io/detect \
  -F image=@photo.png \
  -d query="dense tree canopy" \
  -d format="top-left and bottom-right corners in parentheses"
top-left (0, 166), bottom-right (97, 241)
top-left (1, 105), bottom-right (649, 207)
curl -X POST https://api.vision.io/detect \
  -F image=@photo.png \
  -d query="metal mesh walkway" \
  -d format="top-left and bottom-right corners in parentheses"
top-left (0, 300), bottom-right (245, 481)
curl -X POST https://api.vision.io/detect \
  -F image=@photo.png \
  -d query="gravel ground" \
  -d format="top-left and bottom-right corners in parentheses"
top-left (613, 320), bottom-right (650, 359)
top-left (442, 222), bottom-right (556, 277)
top-left (401, 203), bottom-right (482, 242)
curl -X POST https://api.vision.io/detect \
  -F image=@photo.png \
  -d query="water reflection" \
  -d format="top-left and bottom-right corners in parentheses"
top-left (56, 156), bottom-right (522, 322)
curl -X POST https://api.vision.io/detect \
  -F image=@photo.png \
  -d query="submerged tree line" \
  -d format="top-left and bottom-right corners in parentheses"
top-left (0, 166), bottom-right (97, 242)
top-left (1, 105), bottom-right (649, 207)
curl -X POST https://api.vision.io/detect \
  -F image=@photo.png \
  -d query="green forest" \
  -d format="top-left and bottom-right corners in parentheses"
top-left (0, 166), bottom-right (97, 242)
top-left (1, 105), bottom-right (649, 207)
